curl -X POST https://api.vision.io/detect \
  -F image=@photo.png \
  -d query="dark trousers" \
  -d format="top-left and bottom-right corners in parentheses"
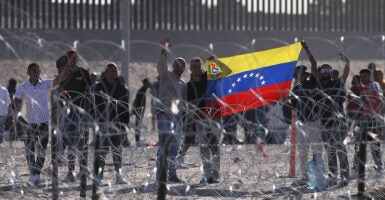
top-left (63, 112), bottom-right (89, 174)
top-left (178, 122), bottom-right (196, 158)
top-left (134, 107), bottom-right (145, 142)
top-left (322, 123), bottom-right (349, 180)
top-left (353, 118), bottom-right (382, 169)
top-left (222, 114), bottom-right (239, 144)
top-left (222, 108), bottom-right (266, 144)
top-left (24, 122), bottom-right (49, 175)
top-left (95, 133), bottom-right (125, 174)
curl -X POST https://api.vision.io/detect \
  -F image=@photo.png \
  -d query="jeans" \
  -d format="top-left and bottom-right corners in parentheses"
top-left (353, 118), bottom-right (382, 169)
top-left (178, 116), bottom-right (197, 158)
top-left (24, 122), bottom-right (49, 175)
top-left (322, 121), bottom-right (349, 180)
top-left (156, 112), bottom-right (182, 179)
top-left (133, 107), bottom-right (145, 143)
top-left (63, 112), bottom-right (82, 172)
top-left (196, 119), bottom-right (221, 180)
top-left (95, 126), bottom-right (125, 175)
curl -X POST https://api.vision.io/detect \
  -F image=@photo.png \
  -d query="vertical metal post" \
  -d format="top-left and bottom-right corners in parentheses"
top-left (91, 92), bottom-right (100, 200)
top-left (121, 0), bottom-right (130, 87)
top-left (357, 120), bottom-right (367, 199)
top-left (50, 90), bottom-right (59, 200)
top-left (80, 88), bottom-right (91, 199)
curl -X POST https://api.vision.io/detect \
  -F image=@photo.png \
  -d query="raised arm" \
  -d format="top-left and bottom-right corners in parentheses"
top-left (339, 52), bottom-right (350, 84)
top-left (301, 40), bottom-right (318, 77)
top-left (157, 37), bottom-right (170, 79)
top-left (53, 66), bottom-right (69, 87)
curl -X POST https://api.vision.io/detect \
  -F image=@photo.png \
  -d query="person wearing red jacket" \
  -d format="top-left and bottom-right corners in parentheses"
top-left (352, 69), bottom-right (383, 172)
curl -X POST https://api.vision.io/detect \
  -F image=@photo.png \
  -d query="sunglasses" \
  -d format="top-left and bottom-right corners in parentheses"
top-left (320, 68), bottom-right (332, 74)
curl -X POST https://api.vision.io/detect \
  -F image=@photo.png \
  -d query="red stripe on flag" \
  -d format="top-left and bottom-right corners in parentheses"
top-left (218, 81), bottom-right (292, 117)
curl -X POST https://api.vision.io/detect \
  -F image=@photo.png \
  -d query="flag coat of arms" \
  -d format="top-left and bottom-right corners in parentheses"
top-left (205, 42), bottom-right (302, 117)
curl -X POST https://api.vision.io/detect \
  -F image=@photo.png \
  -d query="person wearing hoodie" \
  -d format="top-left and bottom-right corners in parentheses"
top-left (94, 62), bottom-right (130, 184)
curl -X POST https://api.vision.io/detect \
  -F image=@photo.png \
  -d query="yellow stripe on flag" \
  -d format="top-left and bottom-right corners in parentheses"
top-left (207, 42), bottom-right (302, 80)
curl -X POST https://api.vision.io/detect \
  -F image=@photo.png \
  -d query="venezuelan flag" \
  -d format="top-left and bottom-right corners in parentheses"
top-left (206, 42), bottom-right (302, 117)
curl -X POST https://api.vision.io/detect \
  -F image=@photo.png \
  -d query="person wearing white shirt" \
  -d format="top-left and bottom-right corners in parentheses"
top-left (0, 85), bottom-right (11, 140)
top-left (9, 63), bottom-right (67, 186)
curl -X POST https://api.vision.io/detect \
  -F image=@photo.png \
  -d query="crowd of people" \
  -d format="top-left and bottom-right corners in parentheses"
top-left (0, 38), bottom-right (384, 190)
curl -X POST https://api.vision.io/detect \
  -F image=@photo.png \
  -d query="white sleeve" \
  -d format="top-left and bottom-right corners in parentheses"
top-left (5, 90), bottom-right (11, 106)
top-left (43, 79), bottom-right (54, 89)
top-left (13, 84), bottom-right (24, 100)
top-left (369, 82), bottom-right (383, 95)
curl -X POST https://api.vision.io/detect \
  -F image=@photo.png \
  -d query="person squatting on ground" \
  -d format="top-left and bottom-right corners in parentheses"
top-left (8, 63), bottom-right (67, 186)
top-left (59, 49), bottom-right (92, 183)
top-left (132, 77), bottom-right (152, 146)
top-left (312, 50), bottom-right (350, 187)
top-left (94, 62), bottom-right (130, 184)
top-left (352, 69), bottom-right (383, 172)
top-left (156, 37), bottom-right (187, 183)
top-left (287, 41), bottom-right (323, 185)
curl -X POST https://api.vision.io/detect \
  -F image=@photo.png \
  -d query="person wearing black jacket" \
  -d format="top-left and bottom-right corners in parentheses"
top-left (179, 57), bottom-right (221, 184)
top-left (94, 62), bottom-right (130, 184)
top-left (132, 78), bottom-right (152, 146)
top-left (60, 50), bottom-right (92, 183)
top-left (177, 58), bottom-right (207, 166)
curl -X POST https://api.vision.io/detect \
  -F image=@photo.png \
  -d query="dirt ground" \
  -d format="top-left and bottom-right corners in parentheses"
top-left (2, 60), bottom-right (385, 199)
top-left (0, 131), bottom-right (384, 200)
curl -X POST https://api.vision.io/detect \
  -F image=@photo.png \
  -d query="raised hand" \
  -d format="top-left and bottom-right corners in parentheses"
top-left (160, 37), bottom-right (170, 48)
top-left (338, 52), bottom-right (349, 63)
top-left (160, 37), bottom-right (170, 54)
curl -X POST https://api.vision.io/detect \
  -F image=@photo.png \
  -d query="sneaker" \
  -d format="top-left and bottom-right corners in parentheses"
top-left (349, 171), bottom-right (358, 180)
top-left (176, 156), bottom-right (186, 168)
top-left (207, 177), bottom-right (220, 184)
top-left (64, 172), bottom-right (76, 183)
top-left (199, 177), bottom-right (208, 185)
top-left (33, 174), bottom-right (41, 185)
top-left (168, 176), bottom-right (183, 183)
top-left (136, 141), bottom-right (145, 147)
top-left (339, 179), bottom-right (349, 187)
top-left (374, 165), bottom-right (383, 172)
top-left (292, 177), bottom-right (308, 187)
top-left (28, 174), bottom-right (36, 186)
top-left (96, 173), bottom-right (104, 184)
top-left (327, 178), bottom-right (338, 187)
top-left (115, 174), bottom-right (128, 185)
